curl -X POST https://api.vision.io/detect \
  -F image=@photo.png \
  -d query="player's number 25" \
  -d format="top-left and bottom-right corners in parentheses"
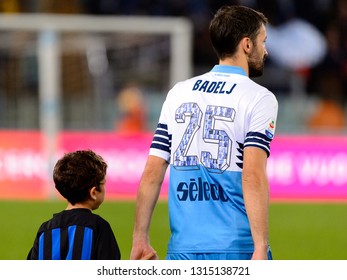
top-left (174, 102), bottom-right (235, 173)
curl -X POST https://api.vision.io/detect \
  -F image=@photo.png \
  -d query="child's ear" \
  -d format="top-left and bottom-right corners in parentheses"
top-left (89, 186), bottom-right (97, 200)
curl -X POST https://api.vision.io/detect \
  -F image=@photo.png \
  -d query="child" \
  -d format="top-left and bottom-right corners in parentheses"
top-left (27, 150), bottom-right (121, 260)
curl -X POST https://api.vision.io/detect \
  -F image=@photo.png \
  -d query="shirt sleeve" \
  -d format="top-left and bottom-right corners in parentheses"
top-left (94, 218), bottom-right (121, 260)
top-left (244, 92), bottom-right (278, 157)
top-left (149, 98), bottom-right (172, 162)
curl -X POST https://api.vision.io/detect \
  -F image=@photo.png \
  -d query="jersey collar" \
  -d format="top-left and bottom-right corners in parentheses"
top-left (211, 65), bottom-right (247, 76)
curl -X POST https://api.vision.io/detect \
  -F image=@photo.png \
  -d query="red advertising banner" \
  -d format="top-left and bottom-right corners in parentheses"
top-left (0, 131), bottom-right (48, 199)
top-left (58, 131), bottom-right (169, 199)
top-left (268, 135), bottom-right (347, 201)
top-left (0, 131), bottom-right (346, 201)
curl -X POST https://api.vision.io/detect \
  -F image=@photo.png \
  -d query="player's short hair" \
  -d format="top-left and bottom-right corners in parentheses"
top-left (53, 150), bottom-right (107, 205)
top-left (209, 5), bottom-right (268, 60)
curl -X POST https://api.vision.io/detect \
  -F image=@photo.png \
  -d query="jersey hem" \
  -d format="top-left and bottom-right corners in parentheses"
top-left (167, 249), bottom-right (255, 254)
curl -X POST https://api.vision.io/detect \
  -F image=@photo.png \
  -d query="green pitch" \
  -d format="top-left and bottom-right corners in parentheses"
top-left (0, 200), bottom-right (346, 260)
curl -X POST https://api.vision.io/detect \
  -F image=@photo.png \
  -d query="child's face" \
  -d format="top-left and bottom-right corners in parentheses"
top-left (94, 177), bottom-right (106, 209)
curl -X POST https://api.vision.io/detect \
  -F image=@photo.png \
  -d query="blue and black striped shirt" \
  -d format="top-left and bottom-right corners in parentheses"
top-left (27, 208), bottom-right (120, 260)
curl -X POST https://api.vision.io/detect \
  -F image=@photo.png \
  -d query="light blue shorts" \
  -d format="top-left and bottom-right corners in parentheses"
top-left (166, 250), bottom-right (273, 260)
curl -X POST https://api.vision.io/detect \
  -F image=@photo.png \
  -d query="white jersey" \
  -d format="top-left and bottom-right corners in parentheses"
top-left (150, 65), bottom-right (278, 253)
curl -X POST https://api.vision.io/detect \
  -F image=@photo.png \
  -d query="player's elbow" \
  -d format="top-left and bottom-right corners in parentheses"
top-left (242, 168), bottom-right (268, 192)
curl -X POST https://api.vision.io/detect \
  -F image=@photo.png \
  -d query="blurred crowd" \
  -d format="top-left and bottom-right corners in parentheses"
top-left (1, 0), bottom-right (347, 132)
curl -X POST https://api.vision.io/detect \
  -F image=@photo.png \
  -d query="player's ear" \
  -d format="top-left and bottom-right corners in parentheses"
top-left (241, 37), bottom-right (252, 54)
top-left (89, 186), bottom-right (97, 200)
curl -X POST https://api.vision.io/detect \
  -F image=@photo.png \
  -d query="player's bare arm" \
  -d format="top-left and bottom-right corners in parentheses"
top-left (242, 146), bottom-right (269, 260)
top-left (131, 155), bottom-right (168, 260)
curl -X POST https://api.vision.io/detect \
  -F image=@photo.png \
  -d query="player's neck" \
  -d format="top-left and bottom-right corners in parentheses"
top-left (219, 55), bottom-right (249, 76)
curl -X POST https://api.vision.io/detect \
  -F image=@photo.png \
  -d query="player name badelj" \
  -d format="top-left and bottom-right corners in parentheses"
top-left (192, 80), bottom-right (237, 94)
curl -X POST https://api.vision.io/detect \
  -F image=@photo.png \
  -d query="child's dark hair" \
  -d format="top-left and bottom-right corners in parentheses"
top-left (53, 150), bottom-right (107, 204)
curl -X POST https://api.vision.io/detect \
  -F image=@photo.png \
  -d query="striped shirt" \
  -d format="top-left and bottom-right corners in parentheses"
top-left (27, 208), bottom-right (121, 260)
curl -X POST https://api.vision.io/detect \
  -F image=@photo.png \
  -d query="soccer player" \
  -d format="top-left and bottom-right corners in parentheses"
top-left (131, 5), bottom-right (278, 260)
top-left (27, 150), bottom-right (121, 260)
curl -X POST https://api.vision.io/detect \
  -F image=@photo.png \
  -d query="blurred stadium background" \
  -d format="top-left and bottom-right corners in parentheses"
top-left (0, 0), bottom-right (347, 260)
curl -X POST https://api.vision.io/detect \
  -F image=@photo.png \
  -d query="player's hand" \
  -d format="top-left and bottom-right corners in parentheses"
top-left (251, 248), bottom-right (268, 260)
top-left (140, 251), bottom-right (158, 260)
top-left (131, 248), bottom-right (158, 260)
top-left (130, 239), bottom-right (158, 260)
